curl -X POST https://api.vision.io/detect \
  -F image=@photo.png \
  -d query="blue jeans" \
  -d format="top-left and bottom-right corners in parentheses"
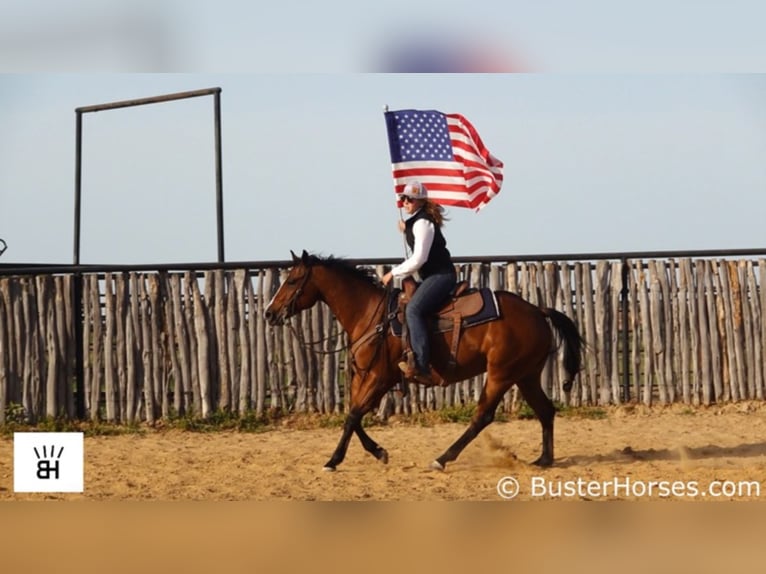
top-left (405, 270), bottom-right (457, 374)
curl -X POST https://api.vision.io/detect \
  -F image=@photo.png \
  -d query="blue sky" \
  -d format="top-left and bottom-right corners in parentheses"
top-left (3, 1), bottom-right (766, 72)
top-left (2, 73), bottom-right (765, 264)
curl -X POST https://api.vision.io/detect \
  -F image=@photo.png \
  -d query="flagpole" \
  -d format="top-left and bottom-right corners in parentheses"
top-left (385, 104), bottom-right (410, 259)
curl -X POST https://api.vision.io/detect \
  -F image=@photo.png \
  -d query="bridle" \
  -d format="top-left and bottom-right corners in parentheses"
top-left (282, 263), bottom-right (313, 321)
top-left (282, 264), bottom-right (340, 353)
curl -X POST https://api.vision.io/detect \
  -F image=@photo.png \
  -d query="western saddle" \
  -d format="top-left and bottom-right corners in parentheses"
top-left (396, 277), bottom-right (486, 376)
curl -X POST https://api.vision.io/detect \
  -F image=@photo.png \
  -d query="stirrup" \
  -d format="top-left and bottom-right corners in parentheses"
top-left (398, 361), bottom-right (444, 386)
top-left (398, 360), bottom-right (419, 379)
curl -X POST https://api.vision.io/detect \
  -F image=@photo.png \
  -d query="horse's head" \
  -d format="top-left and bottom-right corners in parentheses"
top-left (264, 250), bottom-right (322, 325)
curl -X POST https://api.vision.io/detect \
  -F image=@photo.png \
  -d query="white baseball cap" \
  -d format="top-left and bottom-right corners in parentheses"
top-left (401, 181), bottom-right (428, 200)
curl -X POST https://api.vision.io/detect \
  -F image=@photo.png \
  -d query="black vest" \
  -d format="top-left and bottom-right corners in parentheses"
top-left (404, 209), bottom-right (453, 279)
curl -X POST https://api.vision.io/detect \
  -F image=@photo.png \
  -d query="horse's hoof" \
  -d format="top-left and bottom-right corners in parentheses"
top-left (532, 457), bottom-right (553, 467)
top-left (430, 460), bottom-right (445, 471)
top-left (322, 465), bottom-right (337, 472)
top-left (377, 449), bottom-right (389, 465)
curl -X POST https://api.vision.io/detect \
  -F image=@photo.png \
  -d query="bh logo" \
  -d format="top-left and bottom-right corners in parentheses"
top-left (34, 444), bottom-right (64, 479)
top-left (14, 432), bottom-right (84, 493)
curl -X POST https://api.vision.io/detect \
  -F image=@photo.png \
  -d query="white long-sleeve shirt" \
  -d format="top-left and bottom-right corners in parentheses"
top-left (390, 215), bottom-right (435, 278)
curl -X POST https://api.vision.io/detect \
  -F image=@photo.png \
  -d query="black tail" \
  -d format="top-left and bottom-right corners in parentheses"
top-left (543, 308), bottom-right (584, 392)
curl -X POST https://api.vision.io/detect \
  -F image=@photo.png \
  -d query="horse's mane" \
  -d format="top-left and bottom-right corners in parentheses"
top-left (305, 253), bottom-right (381, 287)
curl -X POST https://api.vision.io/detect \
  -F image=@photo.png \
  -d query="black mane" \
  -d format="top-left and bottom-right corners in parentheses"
top-left (305, 253), bottom-right (381, 286)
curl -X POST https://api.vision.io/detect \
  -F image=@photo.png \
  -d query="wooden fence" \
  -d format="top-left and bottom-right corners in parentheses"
top-left (0, 256), bottom-right (764, 423)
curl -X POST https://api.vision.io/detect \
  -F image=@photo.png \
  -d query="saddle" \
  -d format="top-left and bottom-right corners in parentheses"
top-left (390, 277), bottom-right (500, 372)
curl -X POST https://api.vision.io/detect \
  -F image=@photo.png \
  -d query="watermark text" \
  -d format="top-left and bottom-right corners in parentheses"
top-left (497, 476), bottom-right (760, 499)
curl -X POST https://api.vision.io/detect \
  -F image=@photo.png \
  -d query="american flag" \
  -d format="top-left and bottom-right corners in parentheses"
top-left (384, 109), bottom-right (504, 211)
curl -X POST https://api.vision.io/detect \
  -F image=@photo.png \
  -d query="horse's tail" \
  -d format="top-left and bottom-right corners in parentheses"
top-left (542, 308), bottom-right (584, 393)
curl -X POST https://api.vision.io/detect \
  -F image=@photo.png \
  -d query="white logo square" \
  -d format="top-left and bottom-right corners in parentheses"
top-left (14, 432), bottom-right (84, 493)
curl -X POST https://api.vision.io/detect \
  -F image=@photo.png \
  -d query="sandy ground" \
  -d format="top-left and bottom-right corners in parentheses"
top-left (2, 402), bottom-right (766, 501)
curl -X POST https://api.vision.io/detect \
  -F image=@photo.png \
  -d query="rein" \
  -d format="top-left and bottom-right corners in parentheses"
top-left (286, 321), bottom-right (344, 356)
top-left (284, 272), bottom-right (394, 380)
top-left (288, 284), bottom-right (391, 355)
top-left (347, 285), bottom-right (394, 381)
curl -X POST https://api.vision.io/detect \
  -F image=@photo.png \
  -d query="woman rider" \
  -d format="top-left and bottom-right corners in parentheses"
top-left (381, 181), bottom-right (457, 384)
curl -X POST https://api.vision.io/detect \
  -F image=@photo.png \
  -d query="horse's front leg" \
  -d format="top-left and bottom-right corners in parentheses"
top-left (323, 410), bottom-right (362, 471)
top-left (324, 371), bottom-right (392, 470)
top-left (322, 408), bottom-right (389, 470)
top-left (355, 423), bottom-right (389, 464)
top-left (352, 373), bottom-right (392, 465)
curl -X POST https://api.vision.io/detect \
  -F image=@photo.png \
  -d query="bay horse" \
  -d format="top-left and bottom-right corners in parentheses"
top-left (264, 250), bottom-right (583, 472)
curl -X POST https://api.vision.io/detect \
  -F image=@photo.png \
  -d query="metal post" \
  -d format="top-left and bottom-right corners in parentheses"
top-left (213, 88), bottom-right (225, 262)
top-left (74, 111), bottom-right (83, 266)
top-left (73, 110), bottom-right (86, 418)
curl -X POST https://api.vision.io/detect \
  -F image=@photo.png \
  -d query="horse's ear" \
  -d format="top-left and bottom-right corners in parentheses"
top-left (301, 250), bottom-right (309, 263)
top-left (290, 250), bottom-right (299, 263)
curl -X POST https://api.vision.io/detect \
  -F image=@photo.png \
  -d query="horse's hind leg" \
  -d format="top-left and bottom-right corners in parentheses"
top-left (432, 382), bottom-right (506, 471)
top-left (518, 374), bottom-right (556, 466)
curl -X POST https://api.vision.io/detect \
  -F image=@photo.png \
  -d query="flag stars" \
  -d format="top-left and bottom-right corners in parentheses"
top-left (391, 110), bottom-right (453, 161)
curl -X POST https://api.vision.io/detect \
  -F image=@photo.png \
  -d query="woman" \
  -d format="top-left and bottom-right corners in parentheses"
top-left (381, 181), bottom-right (457, 384)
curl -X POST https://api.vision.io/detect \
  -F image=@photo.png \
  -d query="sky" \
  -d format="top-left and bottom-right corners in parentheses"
top-left (3, 0), bottom-right (766, 73)
top-left (1, 1), bottom-right (766, 265)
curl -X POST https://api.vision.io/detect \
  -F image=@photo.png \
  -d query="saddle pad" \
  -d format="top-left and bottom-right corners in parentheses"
top-left (387, 287), bottom-right (500, 337)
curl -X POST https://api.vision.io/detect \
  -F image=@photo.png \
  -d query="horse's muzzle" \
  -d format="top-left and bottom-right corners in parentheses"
top-left (264, 307), bottom-right (285, 326)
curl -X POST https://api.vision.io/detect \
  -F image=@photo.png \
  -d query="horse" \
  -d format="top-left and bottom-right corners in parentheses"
top-left (264, 250), bottom-right (584, 472)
